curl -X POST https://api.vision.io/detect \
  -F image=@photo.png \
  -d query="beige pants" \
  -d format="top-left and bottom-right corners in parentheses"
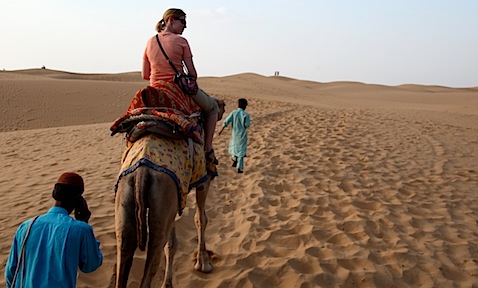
top-left (192, 88), bottom-right (219, 117)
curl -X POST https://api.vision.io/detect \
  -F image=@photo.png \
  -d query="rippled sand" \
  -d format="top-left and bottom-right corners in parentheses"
top-left (1, 69), bottom-right (477, 287)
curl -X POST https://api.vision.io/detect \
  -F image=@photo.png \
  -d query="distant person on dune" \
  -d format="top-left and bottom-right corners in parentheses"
top-left (219, 98), bottom-right (251, 173)
top-left (142, 8), bottom-right (220, 165)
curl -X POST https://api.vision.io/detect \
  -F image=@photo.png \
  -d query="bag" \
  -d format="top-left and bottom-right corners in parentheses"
top-left (156, 35), bottom-right (198, 96)
top-left (174, 73), bottom-right (198, 95)
top-left (11, 215), bottom-right (39, 287)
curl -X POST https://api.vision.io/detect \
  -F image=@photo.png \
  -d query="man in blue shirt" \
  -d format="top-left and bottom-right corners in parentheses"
top-left (5, 172), bottom-right (103, 288)
top-left (219, 98), bottom-right (251, 173)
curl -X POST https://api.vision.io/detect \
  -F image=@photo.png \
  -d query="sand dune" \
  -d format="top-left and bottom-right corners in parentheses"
top-left (1, 69), bottom-right (478, 287)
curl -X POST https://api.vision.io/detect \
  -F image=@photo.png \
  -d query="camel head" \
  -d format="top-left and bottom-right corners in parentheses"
top-left (214, 98), bottom-right (225, 121)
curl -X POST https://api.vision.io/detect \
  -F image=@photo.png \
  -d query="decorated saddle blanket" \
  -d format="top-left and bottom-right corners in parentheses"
top-left (116, 133), bottom-right (208, 215)
top-left (110, 82), bottom-right (203, 144)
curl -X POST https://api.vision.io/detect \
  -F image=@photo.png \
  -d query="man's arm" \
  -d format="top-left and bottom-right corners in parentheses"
top-left (78, 225), bottom-right (103, 273)
top-left (244, 113), bottom-right (251, 128)
top-left (76, 198), bottom-right (102, 273)
top-left (5, 228), bottom-right (22, 287)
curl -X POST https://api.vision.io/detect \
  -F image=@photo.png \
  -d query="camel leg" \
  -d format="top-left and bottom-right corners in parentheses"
top-left (140, 170), bottom-right (178, 288)
top-left (115, 174), bottom-right (138, 288)
top-left (194, 179), bottom-right (213, 273)
top-left (163, 226), bottom-right (178, 288)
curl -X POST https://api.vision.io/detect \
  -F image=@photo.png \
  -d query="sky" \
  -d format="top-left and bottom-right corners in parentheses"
top-left (1, 0), bottom-right (477, 87)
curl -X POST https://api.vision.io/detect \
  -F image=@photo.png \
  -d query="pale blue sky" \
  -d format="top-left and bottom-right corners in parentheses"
top-left (1, 0), bottom-right (477, 87)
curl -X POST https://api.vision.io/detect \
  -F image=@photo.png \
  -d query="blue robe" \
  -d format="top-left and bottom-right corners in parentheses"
top-left (222, 108), bottom-right (250, 169)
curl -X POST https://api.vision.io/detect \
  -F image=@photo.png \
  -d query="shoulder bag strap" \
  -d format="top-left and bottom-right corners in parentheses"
top-left (11, 215), bottom-right (39, 287)
top-left (155, 34), bottom-right (181, 76)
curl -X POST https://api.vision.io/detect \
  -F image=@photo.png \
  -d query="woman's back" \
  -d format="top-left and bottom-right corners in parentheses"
top-left (144, 32), bottom-right (193, 83)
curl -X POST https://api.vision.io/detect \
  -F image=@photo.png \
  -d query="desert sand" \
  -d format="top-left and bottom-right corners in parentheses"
top-left (1, 69), bottom-right (478, 287)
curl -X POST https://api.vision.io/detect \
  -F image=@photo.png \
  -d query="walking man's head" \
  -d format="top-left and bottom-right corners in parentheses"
top-left (238, 98), bottom-right (248, 110)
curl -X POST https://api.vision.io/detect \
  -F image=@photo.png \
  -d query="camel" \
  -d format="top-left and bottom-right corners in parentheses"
top-left (114, 98), bottom-right (225, 288)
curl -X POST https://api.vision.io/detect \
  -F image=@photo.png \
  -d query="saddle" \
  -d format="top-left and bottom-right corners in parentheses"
top-left (110, 84), bottom-right (203, 144)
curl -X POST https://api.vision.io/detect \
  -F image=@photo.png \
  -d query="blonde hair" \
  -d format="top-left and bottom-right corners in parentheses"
top-left (156, 8), bottom-right (186, 32)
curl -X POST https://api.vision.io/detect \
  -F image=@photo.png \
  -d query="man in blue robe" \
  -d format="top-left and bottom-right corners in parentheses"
top-left (219, 98), bottom-right (251, 173)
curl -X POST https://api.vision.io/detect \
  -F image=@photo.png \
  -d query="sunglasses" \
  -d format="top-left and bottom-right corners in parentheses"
top-left (174, 17), bottom-right (186, 25)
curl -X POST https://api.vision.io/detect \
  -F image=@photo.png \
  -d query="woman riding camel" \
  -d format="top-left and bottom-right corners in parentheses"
top-left (142, 8), bottom-right (219, 164)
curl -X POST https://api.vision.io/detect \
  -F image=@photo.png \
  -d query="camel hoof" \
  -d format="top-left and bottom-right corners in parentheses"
top-left (195, 261), bottom-right (213, 273)
top-left (194, 250), bottom-right (214, 273)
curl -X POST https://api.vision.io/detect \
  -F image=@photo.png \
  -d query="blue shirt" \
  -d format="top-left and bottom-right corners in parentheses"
top-left (5, 207), bottom-right (103, 288)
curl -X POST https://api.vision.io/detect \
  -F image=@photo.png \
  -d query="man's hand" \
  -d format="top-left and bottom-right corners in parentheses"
top-left (218, 126), bottom-right (225, 136)
top-left (75, 197), bottom-right (91, 223)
